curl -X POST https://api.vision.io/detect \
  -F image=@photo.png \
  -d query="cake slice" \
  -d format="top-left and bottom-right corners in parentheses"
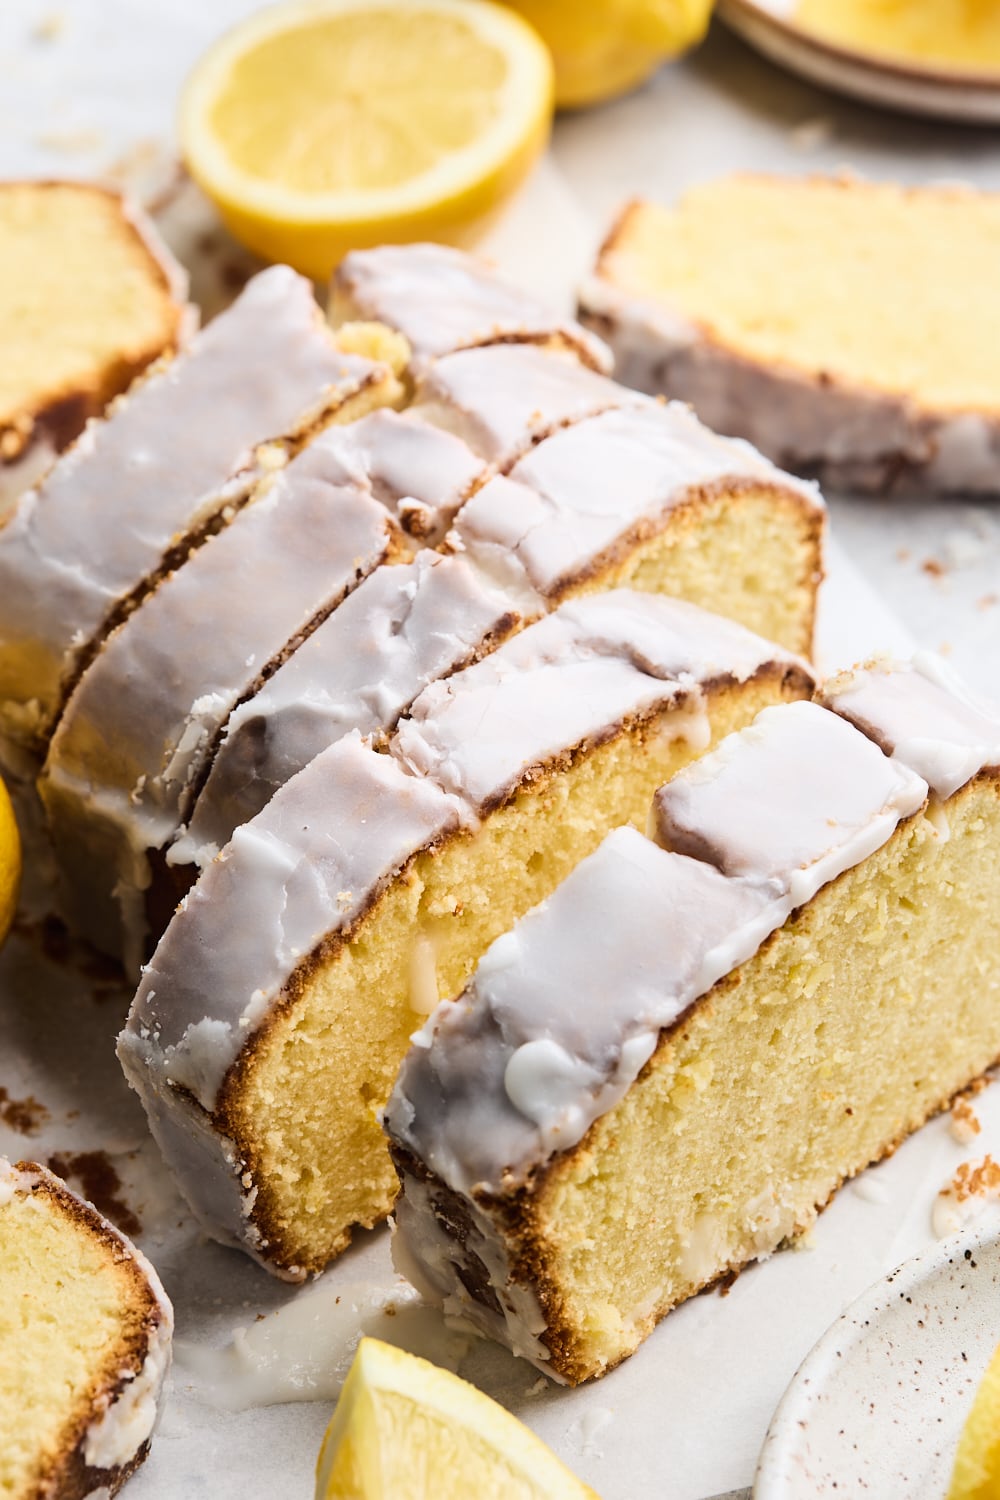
top-left (171, 550), bottom-right (521, 872)
top-left (579, 176), bottom-right (1000, 494)
top-left (119, 590), bottom-right (813, 1279)
top-left (40, 433), bottom-right (404, 973)
top-left (386, 667), bottom-right (1000, 1384)
top-left (0, 1156), bottom-right (172, 1497)
top-left (450, 401), bottom-right (824, 655)
top-left (0, 264), bottom-right (398, 762)
top-left (331, 241), bottom-right (611, 373)
top-left (0, 181), bottom-right (191, 511)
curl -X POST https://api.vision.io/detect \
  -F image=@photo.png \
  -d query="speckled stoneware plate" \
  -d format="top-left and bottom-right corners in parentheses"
top-left (718, 0), bottom-right (1000, 124)
top-left (754, 1226), bottom-right (1000, 1498)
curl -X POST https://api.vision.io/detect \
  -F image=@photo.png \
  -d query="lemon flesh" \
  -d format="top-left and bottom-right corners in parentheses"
top-left (180, 0), bottom-right (554, 278)
top-left (795, 0), bottom-right (1000, 73)
top-left (315, 1339), bottom-right (599, 1499)
top-left (0, 776), bottom-right (20, 948)
top-left (948, 1338), bottom-right (1000, 1500)
top-left (503, 0), bottom-right (713, 108)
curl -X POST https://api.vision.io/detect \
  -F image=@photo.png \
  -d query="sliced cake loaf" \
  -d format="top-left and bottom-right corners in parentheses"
top-left (0, 181), bottom-right (191, 509)
top-left (118, 591), bottom-right (813, 1279)
top-left (0, 1156), bottom-right (172, 1497)
top-left (331, 241), bottom-right (612, 373)
top-left (579, 176), bottom-right (1000, 494)
top-left (40, 433), bottom-right (404, 973)
top-left (0, 264), bottom-right (398, 763)
top-left (386, 668), bottom-right (1000, 1384)
top-left (450, 402), bottom-right (824, 655)
top-left (171, 550), bottom-right (521, 871)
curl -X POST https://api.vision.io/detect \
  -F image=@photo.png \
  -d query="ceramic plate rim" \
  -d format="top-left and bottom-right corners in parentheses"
top-left (753, 1223), bottom-right (1000, 1499)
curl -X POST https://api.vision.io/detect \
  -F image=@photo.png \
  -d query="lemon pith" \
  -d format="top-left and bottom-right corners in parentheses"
top-left (180, 0), bottom-right (554, 278)
top-left (0, 776), bottom-right (20, 948)
top-left (315, 1338), bottom-right (599, 1499)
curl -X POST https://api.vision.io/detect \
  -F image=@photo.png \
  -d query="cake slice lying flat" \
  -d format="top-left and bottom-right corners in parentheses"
top-left (0, 181), bottom-right (191, 511)
top-left (119, 590), bottom-right (812, 1279)
top-left (385, 667), bottom-right (1000, 1384)
top-left (172, 550), bottom-right (521, 873)
top-left (332, 242), bottom-right (611, 373)
top-left (579, 176), bottom-right (1000, 494)
top-left (451, 402), bottom-right (824, 655)
top-left (0, 264), bottom-right (397, 761)
top-left (0, 1157), bottom-right (172, 1498)
top-left (40, 434), bottom-right (403, 973)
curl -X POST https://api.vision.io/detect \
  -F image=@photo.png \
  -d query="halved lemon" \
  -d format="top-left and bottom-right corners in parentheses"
top-left (948, 1336), bottom-right (1000, 1499)
top-left (315, 1338), bottom-right (599, 1499)
top-left (0, 775), bottom-right (20, 948)
top-left (180, 0), bottom-right (555, 280)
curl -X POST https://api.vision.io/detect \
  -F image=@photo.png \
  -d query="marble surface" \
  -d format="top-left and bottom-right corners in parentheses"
top-left (1, 5), bottom-right (999, 1498)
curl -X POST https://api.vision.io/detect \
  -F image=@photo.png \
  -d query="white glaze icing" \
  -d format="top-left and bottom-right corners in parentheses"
top-left (0, 1156), bottom-right (173, 1478)
top-left (392, 589), bottom-right (803, 810)
top-left (173, 551), bottom-right (520, 871)
top-left (295, 407), bottom-right (485, 543)
top-left (821, 653), bottom-right (1000, 799)
top-left (332, 241), bottom-right (612, 371)
top-left (578, 269), bottom-right (1000, 497)
top-left (41, 434), bottom-right (396, 972)
top-left (385, 701), bottom-right (929, 1361)
top-left (0, 265), bottom-right (382, 748)
top-left (411, 343), bottom-right (637, 466)
top-left (450, 401), bottom-right (823, 600)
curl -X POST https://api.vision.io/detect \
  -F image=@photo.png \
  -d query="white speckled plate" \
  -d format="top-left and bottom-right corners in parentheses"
top-left (718, 0), bottom-right (1000, 124)
top-left (754, 1227), bottom-right (1000, 1498)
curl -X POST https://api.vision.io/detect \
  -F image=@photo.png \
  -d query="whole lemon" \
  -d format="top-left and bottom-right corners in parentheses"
top-left (0, 775), bottom-right (20, 949)
top-left (503, 0), bottom-right (714, 108)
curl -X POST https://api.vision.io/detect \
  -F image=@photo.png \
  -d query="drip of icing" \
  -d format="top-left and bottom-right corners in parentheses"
top-left (173, 1277), bottom-right (470, 1411)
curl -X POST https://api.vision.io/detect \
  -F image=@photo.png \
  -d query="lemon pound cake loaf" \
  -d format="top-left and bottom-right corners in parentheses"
top-left (0, 265), bottom-right (396, 762)
top-left (332, 242), bottom-right (612, 373)
top-left (119, 591), bottom-right (813, 1279)
top-left (41, 435), bottom-right (403, 973)
top-left (386, 676), bottom-right (1000, 1384)
top-left (0, 1156), bottom-right (172, 1498)
top-left (579, 176), bottom-right (1000, 494)
top-left (0, 181), bottom-right (191, 508)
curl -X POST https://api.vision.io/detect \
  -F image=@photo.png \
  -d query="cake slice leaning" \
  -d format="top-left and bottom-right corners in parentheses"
top-left (331, 241), bottom-right (612, 373)
top-left (385, 665), bottom-right (1000, 1384)
top-left (40, 430), bottom-right (405, 974)
top-left (579, 177), bottom-right (1000, 494)
top-left (0, 263), bottom-right (398, 765)
top-left (0, 1157), bottom-right (172, 1499)
top-left (119, 590), bottom-right (813, 1280)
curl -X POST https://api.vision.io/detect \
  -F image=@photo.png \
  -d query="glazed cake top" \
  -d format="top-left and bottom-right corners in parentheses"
top-left (411, 343), bottom-right (637, 467)
top-left (450, 401), bottom-right (823, 601)
top-left (333, 242), bottom-right (612, 372)
top-left (386, 700), bottom-right (928, 1198)
top-left (123, 591), bottom-right (806, 1115)
top-left (820, 654), bottom-right (1000, 799)
top-left (42, 433), bottom-right (396, 915)
top-left (173, 550), bottom-right (521, 870)
top-left (0, 265), bottom-right (382, 743)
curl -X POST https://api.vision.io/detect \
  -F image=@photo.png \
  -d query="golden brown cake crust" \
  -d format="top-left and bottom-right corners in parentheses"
top-left (8, 1161), bottom-right (169, 1499)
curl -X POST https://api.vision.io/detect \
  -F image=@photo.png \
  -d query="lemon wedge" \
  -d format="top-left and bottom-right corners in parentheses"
top-left (180, 0), bottom-right (554, 279)
top-left (315, 1338), bottom-right (599, 1499)
top-left (948, 1336), bottom-right (1000, 1499)
top-left (502, 0), bottom-right (713, 108)
top-left (0, 775), bottom-right (20, 948)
